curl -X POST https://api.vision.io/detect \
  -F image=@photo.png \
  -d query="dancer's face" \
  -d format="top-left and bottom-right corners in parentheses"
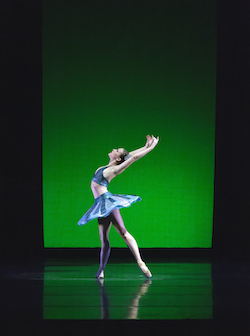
top-left (108, 148), bottom-right (124, 161)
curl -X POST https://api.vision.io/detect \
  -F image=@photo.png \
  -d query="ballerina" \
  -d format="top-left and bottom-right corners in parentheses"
top-left (78, 135), bottom-right (159, 279)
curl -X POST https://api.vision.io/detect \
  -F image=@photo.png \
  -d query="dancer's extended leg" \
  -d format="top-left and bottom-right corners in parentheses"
top-left (110, 209), bottom-right (152, 278)
top-left (96, 217), bottom-right (112, 278)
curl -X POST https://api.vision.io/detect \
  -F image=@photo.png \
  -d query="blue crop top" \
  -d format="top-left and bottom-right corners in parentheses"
top-left (92, 167), bottom-right (109, 187)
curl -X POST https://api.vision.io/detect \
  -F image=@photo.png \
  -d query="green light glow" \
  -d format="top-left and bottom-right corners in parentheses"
top-left (43, 0), bottom-right (216, 247)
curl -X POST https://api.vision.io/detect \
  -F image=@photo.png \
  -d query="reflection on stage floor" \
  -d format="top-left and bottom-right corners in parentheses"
top-left (0, 256), bottom-right (249, 335)
top-left (43, 262), bottom-right (213, 320)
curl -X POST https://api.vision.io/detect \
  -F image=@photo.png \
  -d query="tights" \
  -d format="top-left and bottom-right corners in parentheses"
top-left (95, 208), bottom-right (146, 278)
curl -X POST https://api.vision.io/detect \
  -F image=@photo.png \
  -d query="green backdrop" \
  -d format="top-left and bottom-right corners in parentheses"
top-left (43, 0), bottom-right (216, 247)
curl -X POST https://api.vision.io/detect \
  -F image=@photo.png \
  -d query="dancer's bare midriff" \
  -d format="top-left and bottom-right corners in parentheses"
top-left (91, 180), bottom-right (108, 199)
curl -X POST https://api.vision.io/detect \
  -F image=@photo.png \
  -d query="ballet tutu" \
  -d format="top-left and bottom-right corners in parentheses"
top-left (78, 191), bottom-right (141, 225)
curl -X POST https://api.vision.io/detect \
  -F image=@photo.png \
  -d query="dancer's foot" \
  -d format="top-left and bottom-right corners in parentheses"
top-left (95, 278), bottom-right (104, 286)
top-left (95, 269), bottom-right (104, 279)
top-left (138, 262), bottom-right (152, 278)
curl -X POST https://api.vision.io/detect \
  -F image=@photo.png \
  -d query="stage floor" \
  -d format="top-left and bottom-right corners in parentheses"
top-left (0, 255), bottom-right (249, 335)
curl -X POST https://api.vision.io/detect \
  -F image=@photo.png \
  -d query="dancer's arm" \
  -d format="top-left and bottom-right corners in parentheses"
top-left (129, 135), bottom-right (153, 156)
top-left (114, 136), bottom-right (159, 175)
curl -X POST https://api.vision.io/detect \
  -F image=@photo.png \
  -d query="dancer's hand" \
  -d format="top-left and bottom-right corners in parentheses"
top-left (149, 135), bottom-right (159, 149)
top-left (145, 135), bottom-right (152, 148)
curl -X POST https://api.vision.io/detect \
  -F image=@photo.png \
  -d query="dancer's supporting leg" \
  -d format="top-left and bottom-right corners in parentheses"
top-left (110, 209), bottom-right (152, 278)
top-left (96, 217), bottom-right (112, 278)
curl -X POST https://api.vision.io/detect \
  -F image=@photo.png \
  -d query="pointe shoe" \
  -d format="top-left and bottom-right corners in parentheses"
top-left (138, 262), bottom-right (152, 278)
top-left (95, 278), bottom-right (104, 286)
top-left (95, 270), bottom-right (104, 279)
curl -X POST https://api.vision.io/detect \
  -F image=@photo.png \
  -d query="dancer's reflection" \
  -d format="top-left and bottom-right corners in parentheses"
top-left (127, 279), bottom-right (152, 319)
top-left (95, 278), bottom-right (109, 319)
top-left (96, 279), bottom-right (152, 319)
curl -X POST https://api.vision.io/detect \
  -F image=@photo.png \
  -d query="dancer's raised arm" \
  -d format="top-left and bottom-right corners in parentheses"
top-left (129, 135), bottom-right (153, 156)
top-left (114, 135), bottom-right (159, 175)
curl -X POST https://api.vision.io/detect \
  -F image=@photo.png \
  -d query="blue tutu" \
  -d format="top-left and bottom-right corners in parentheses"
top-left (78, 191), bottom-right (141, 225)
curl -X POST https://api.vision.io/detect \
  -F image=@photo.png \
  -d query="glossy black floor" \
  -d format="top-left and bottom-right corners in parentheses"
top-left (0, 249), bottom-right (249, 335)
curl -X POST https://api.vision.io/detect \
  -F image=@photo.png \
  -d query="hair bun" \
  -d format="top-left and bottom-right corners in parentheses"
top-left (124, 154), bottom-right (131, 161)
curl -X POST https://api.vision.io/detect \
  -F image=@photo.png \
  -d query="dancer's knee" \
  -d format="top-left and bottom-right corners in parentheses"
top-left (123, 230), bottom-right (130, 240)
top-left (103, 238), bottom-right (110, 245)
top-left (114, 224), bottom-right (127, 237)
top-left (99, 229), bottom-right (110, 244)
top-left (123, 231), bottom-right (137, 245)
top-left (100, 235), bottom-right (110, 246)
